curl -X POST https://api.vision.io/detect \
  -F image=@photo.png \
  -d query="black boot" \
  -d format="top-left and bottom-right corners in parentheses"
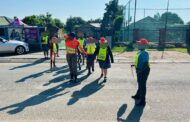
top-left (103, 77), bottom-right (107, 83)
top-left (87, 68), bottom-right (91, 76)
top-left (74, 75), bottom-right (78, 83)
top-left (131, 95), bottom-right (140, 100)
top-left (70, 74), bottom-right (74, 82)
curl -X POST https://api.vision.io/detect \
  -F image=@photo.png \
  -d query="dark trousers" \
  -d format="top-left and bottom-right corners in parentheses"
top-left (66, 54), bottom-right (77, 76)
top-left (135, 67), bottom-right (150, 102)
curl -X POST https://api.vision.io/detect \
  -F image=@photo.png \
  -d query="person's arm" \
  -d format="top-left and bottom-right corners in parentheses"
top-left (93, 45), bottom-right (100, 61)
top-left (108, 46), bottom-right (114, 63)
top-left (78, 43), bottom-right (87, 55)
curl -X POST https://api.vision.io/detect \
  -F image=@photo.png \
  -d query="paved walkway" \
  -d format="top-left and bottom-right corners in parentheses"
top-left (0, 63), bottom-right (190, 121)
top-left (0, 50), bottom-right (189, 63)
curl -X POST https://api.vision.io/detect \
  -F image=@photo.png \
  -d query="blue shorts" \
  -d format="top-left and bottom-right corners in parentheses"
top-left (42, 44), bottom-right (49, 51)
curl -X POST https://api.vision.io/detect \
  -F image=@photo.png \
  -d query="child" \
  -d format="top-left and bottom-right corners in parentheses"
top-left (86, 37), bottom-right (96, 75)
top-left (131, 38), bottom-right (150, 106)
top-left (93, 37), bottom-right (114, 83)
top-left (49, 35), bottom-right (58, 71)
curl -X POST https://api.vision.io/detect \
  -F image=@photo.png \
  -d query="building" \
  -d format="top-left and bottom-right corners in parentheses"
top-left (75, 23), bottom-right (101, 39)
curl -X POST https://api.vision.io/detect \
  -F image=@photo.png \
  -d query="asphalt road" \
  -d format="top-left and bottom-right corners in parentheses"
top-left (0, 63), bottom-right (190, 122)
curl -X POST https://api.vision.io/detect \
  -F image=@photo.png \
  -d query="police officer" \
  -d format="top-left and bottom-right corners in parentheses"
top-left (131, 38), bottom-right (150, 106)
top-left (66, 33), bottom-right (87, 83)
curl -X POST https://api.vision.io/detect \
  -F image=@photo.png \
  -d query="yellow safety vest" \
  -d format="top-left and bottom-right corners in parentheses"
top-left (78, 39), bottom-right (84, 47)
top-left (87, 43), bottom-right (96, 54)
top-left (134, 50), bottom-right (150, 68)
top-left (42, 36), bottom-right (48, 44)
top-left (98, 47), bottom-right (107, 61)
top-left (134, 51), bottom-right (140, 68)
top-left (53, 43), bottom-right (57, 53)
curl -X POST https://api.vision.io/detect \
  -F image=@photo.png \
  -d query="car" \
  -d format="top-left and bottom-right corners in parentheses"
top-left (0, 37), bottom-right (29, 55)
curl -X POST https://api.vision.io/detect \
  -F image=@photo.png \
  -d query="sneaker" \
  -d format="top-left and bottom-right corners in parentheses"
top-left (136, 101), bottom-right (146, 106)
top-left (131, 95), bottom-right (140, 100)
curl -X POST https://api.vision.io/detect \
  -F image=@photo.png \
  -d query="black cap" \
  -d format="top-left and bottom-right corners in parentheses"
top-left (68, 32), bottom-right (76, 38)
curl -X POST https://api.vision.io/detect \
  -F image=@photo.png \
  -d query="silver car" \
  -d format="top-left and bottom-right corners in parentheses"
top-left (0, 37), bottom-right (29, 55)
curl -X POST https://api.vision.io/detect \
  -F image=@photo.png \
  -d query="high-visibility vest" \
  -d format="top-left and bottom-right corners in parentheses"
top-left (98, 47), bottom-right (107, 61)
top-left (78, 39), bottom-right (85, 47)
top-left (134, 50), bottom-right (150, 69)
top-left (53, 43), bottom-right (57, 53)
top-left (42, 36), bottom-right (48, 44)
top-left (134, 51), bottom-right (140, 68)
top-left (87, 43), bottom-right (96, 54)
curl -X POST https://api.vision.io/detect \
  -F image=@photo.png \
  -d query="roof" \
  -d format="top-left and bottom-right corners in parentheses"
top-left (89, 23), bottom-right (101, 28)
top-left (0, 16), bottom-right (13, 26)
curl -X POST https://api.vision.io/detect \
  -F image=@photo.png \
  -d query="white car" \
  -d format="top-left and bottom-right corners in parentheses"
top-left (0, 37), bottom-right (29, 55)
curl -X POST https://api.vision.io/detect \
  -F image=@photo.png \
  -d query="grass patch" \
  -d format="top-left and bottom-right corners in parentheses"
top-left (112, 47), bottom-right (127, 52)
top-left (164, 48), bottom-right (188, 53)
top-left (112, 46), bottom-right (188, 54)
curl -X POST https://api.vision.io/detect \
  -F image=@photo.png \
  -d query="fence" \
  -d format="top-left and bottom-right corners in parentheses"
top-left (117, 0), bottom-right (190, 49)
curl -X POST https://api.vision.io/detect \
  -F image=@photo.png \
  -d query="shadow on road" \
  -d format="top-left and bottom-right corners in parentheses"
top-left (10, 58), bottom-right (46, 70)
top-left (117, 102), bottom-right (145, 122)
top-left (0, 81), bottom-right (79, 115)
top-left (15, 65), bottom-right (69, 83)
top-left (43, 69), bottom-right (87, 86)
top-left (67, 77), bottom-right (104, 105)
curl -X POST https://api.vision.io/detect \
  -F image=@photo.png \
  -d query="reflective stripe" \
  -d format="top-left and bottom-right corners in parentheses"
top-left (98, 47), bottom-right (107, 61)
top-left (87, 43), bottom-right (95, 54)
top-left (66, 47), bottom-right (76, 54)
top-left (42, 36), bottom-right (48, 44)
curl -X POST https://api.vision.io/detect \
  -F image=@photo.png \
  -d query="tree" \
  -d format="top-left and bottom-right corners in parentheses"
top-left (160, 12), bottom-right (184, 24)
top-left (22, 15), bottom-right (43, 26)
top-left (154, 13), bottom-right (161, 21)
top-left (87, 18), bottom-right (102, 23)
top-left (54, 18), bottom-right (64, 28)
top-left (187, 21), bottom-right (190, 25)
top-left (65, 17), bottom-right (86, 33)
top-left (101, 0), bottom-right (124, 45)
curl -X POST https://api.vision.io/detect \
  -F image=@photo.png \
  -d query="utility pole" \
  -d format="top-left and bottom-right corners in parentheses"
top-left (161, 0), bottom-right (170, 59)
top-left (134, 0), bottom-right (137, 28)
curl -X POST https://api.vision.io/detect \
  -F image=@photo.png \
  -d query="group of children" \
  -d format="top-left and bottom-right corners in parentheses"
top-left (45, 32), bottom-right (150, 106)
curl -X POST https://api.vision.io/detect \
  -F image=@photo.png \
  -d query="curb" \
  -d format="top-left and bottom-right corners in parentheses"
top-left (0, 58), bottom-right (190, 64)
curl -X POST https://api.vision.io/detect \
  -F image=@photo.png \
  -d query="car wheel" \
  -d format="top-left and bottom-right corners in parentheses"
top-left (15, 46), bottom-right (25, 55)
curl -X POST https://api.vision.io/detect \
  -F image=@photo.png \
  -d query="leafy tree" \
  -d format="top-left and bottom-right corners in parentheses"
top-left (87, 18), bottom-right (102, 23)
top-left (187, 21), bottom-right (190, 25)
top-left (65, 17), bottom-right (86, 33)
top-left (160, 12), bottom-right (184, 24)
top-left (154, 13), bottom-right (161, 21)
top-left (22, 15), bottom-right (43, 26)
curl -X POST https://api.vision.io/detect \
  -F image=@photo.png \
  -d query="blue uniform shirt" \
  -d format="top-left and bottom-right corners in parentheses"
top-left (137, 50), bottom-right (149, 70)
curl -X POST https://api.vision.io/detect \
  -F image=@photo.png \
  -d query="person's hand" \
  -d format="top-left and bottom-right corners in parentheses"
top-left (131, 64), bottom-right (135, 67)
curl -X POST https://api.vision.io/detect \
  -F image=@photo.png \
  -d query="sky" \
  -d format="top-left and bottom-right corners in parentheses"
top-left (0, 0), bottom-right (190, 23)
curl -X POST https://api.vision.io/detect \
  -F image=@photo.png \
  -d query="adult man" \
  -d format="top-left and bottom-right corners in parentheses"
top-left (66, 33), bottom-right (87, 83)
top-left (131, 38), bottom-right (150, 106)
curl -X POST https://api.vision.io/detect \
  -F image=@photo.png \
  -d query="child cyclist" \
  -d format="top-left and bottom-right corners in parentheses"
top-left (93, 37), bottom-right (114, 83)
